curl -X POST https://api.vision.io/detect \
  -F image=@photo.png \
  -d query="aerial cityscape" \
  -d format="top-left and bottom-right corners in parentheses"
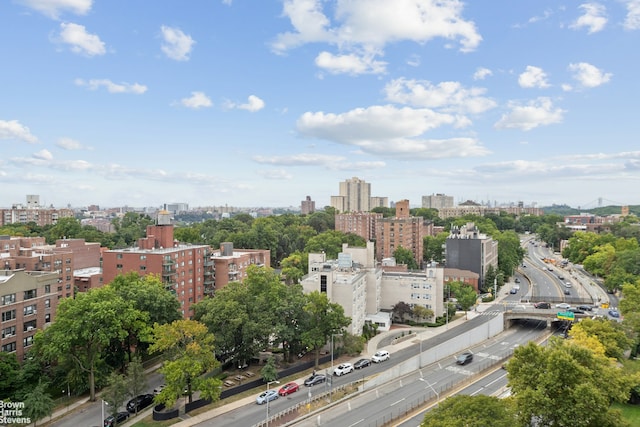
top-left (2, 1), bottom-right (640, 209)
top-left (2, 1), bottom-right (640, 426)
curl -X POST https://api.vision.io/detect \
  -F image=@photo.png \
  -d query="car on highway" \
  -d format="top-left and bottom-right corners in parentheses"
top-left (564, 282), bottom-right (572, 288)
top-left (515, 278), bottom-right (521, 283)
top-left (568, 308), bottom-right (585, 314)
top-left (354, 358), bottom-right (371, 369)
top-left (555, 303), bottom-right (571, 310)
top-left (256, 389), bottom-right (279, 404)
top-left (104, 411), bottom-right (129, 427)
top-left (333, 362), bottom-right (353, 376)
top-left (534, 302), bottom-right (551, 309)
top-left (609, 310), bottom-right (620, 318)
top-left (563, 289), bottom-right (571, 295)
top-left (577, 305), bottom-right (593, 311)
top-left (126, 394), bottom-right (154, 413)
top-left (278, 382), bottom-right (299, 396)
top-left (371, 350), bottom-right (390, 363)
top-left (304, 374), bottom-right (327, 386)
top-left (456, 352), bottom-right (473, 365)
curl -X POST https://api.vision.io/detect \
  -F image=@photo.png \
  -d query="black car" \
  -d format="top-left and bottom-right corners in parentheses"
top-left (104, 411), bottom-right (129, 427)
top-left (534, 302), bottom-right (551, 309)
top-left (354, 358), bottom-right (371, 369)
top-left (126, 394), bottom-right (154, 413)
top-left (304, 374), bottom-right (327, 386)
top-left (456, 352), bottom-right (473, 365)
top-left (568, 308), bottom-right (585, 314)
top-left (577, 305), bottom-right (593, 311)
top-left (563, 289), bottom-right (571, 295)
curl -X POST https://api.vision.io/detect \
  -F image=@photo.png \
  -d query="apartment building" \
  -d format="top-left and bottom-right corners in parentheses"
top-left (102, 212), bottom-right (214, 318)
top-left (300, 196), bottom-right (315, 215)
top-left (301, 243), bottom-right (446, 335)
top-left (335, 212), bottom-right (383, 242)
top-left (209, 242), bottom-right (271, 289)
top-left (445, 222), bottom-right (498, 290)
top-left (376, 200), bottom-right (429, 268)
top-left (1, 195), bottom-right (74, 227)
top-left (1, 270), bottom-right (59, 360)
top-left (421, 193), bottom-right (454, 210)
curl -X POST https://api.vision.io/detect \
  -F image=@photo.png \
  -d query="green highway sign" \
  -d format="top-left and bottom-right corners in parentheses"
top-left (557, 311), bottom-right (575, 321)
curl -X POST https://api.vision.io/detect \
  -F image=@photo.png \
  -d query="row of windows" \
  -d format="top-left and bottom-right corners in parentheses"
top-left (1, 336), bottom-right (34, 353)
top-left (410, 293), bottom-right (432, 300)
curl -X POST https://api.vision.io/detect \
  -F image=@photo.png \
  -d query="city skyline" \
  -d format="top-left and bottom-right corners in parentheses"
top-left (1, 1), bottom-right (639, 209)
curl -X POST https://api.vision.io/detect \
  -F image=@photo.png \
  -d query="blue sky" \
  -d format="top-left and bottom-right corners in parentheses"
top-left (1, 1), bottom-right (639, 210)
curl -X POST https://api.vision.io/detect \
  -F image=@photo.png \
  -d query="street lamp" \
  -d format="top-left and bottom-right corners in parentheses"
top-left (101, 399), bottom-right (109, 425)
top-left (265, 380), bottom-right (279, 426)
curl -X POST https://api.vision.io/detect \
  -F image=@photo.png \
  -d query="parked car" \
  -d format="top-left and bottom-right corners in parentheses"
top-left (126, 394), bottom-right (154, 413)
top-left (371, 350), bottom-right (390, 363)
top-left (609, 310), bottom-right (620, 318)
top-left (278, 382), bottom-right (299, 396)
top-left (556, 303), bottom-right (571, 310)
top-left (256, 389), bottom-right (279, 405)
top-left (354, 358), bottom-right (371, 369)
top-left (456, 352), bottom-right (473, 365)
top-left (534, 302), bottom-right (551, 309)
top-left (152, 384), bottom-right (166, 395)
top-left (304, 374), bottom-right (327, 387)
top-left (577, 305), bottom-right (593, 311)
top-left (333, 362), bottom-right (353, 376)
top-left (104, 411), bottom-right (129, 427)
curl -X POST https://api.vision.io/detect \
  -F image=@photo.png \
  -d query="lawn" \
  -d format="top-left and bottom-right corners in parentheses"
top-left (613, 402), bottom-right (640, 426)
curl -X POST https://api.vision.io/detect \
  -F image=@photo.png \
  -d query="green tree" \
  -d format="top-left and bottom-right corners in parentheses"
top-left (22, 380), bottom-right (54, 427)
top-left (447, 281), bottom-right (478, 316)
top-left (301, 291), bottom-right (351, 368)
top-left (392, 301), bottom-right (412, 323)
top-left (280, 252), bottom-right (306, 285)
top-left (412, 305), bottom-right (434, 323)
top-left (393, 246), bottom-right (419, 269)
top-left (0, 352), bottom-right (20, 399)
top-left (304, 230), bottom-right (365, 260)
top-left (44, 217), bottom-right (83, 242)
top-left (260, 356), bottom-right (278, 383)
top-left (423, 232), bottom-right (447, 264)
top-left (508, 339), bottom-right (633, 427)
top-left (36, 287), bottom-right (148, 401)
top-left (569, 318), bottom-right (632, 361)
top-left (125, 356), bottom-right (147, 403)
top-left (421, 394), bottom-right (516, 427)
top-left (149, 319), bottom-right (222, 406)
top-left (102, 371), bottom-right (129, 420)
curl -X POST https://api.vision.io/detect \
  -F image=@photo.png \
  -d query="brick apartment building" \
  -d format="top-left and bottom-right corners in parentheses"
top-left (210, 242), bottom-right (271, 289)
top-left (335, 212), bottom-right (383, 242)
top-left (1, 270), bottom-right (59, 360)
top-left (376, 200), bottom-right (429, 268)
top-left (101, 212), bottom-right (215, 318)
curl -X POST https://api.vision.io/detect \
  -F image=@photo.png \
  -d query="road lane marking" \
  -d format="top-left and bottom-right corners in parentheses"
top-left (390, 398), bottom-right (405, 406)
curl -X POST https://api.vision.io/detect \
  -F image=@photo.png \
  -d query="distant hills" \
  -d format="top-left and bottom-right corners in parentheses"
top-left (541, 204), bottom-right (640, 217)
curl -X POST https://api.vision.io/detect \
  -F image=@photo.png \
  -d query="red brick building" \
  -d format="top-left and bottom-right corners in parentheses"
top-left (210, 242), bottom-right (270, 289)
top-left (335, 212), bottom-right (383, 242)
top-left (376, 200), bottom-right (429, 268)
top-left (102, 214), bottom-right (215, 318)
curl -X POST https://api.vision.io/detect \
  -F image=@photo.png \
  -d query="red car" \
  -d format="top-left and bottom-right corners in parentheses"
top-left (278, 382), bottom-right (299, 396)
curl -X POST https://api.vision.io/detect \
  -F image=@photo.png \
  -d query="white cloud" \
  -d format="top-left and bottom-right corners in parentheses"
top-left (271, 0), bottom-right (481, 73)
top-left (33, 149), bottom-right (53, 160)
top-left (623, 0), bottom-right (640, 30)
top-left (384, 78), bottom-right (496, 115)
top-left (518, 66), bottom-right (550, 89)
top-left (570, 3), bottom-right (607, 34)
top-left (568, 62), bottom-right (612, 88)
top-left (473, 67), bottom-right (492, 80)
top-left (178, 92), bottom-right (212, 109)
top-left (494, 97), bottom-right (565, 131)
top-left (296, 104), bottom-right (489, 159)
top-left (74, 78), bottom-right (147, 94)
top-left (56, 22), bottom-right (106, 56)
top-left (18, 0), bottom-right (92, 19)
top-left (315, 51), bottom-right (387, 75)
top-left (0, 119), bottom-right (38, 143)
top-left (160, 26), bottom-right (195, 61)
top-left (225, 95), bottom-right (265, 112)
top-left (253, 153), bottom-right (386, 171)
top-left (256, 169), bottom-right (294, 180)
top-left (56, 137), bottom-right (90, 150)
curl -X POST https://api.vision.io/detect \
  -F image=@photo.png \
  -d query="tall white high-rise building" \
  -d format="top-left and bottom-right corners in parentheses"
top-left (331, 177), bottom-right (371, 213)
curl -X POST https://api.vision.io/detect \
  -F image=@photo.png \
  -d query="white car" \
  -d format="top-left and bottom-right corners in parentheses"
top-left (564, 282), bottom-right (572, 288)
top-left (333, 362), bottom-right (353, 376)
top-left (556, 303), bottom-right (571, 310)
top-left (371, 350), bottom-right (390, 363)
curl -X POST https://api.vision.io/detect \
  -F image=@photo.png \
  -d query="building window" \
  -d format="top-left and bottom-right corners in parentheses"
top-left (45, 299), bottom-right (50, 308)
top-left (411, 293), bottom-right (420, 299)
top-left (44, 284), bottom-right (51, 293)
top-left (140, 255), bottom-right (146, 260)
top-left (412, 283), bottom-right (420, 289)
top-left (23, 305), bottom-right (37, 316)
top-left (116, 264), bottom-right (123, 269)
top-left (2, 326), bottom-right (16, 338)
top-left (23, 336), bottom-right (34, 347)
top-left (140, 266), bottom-right (146, 271)
top-left (1, 342), bottom-right (16, 352)
top-left (24, 289), bottom-right (37, 300)
top-left (57, 286), bottom-right (62, 292)
top-left (1, 294), bottom-right (16, 305)
top-left (320, 275), bottom-right (327, 293)
top-left (422, 294), bottom-right (431, 300)
top-left (45, 314), bottom-right (51, 323)
top-left (422, 283), bottom-right (432, 290)
top-left (2, 310), bottom-right (16, 322)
